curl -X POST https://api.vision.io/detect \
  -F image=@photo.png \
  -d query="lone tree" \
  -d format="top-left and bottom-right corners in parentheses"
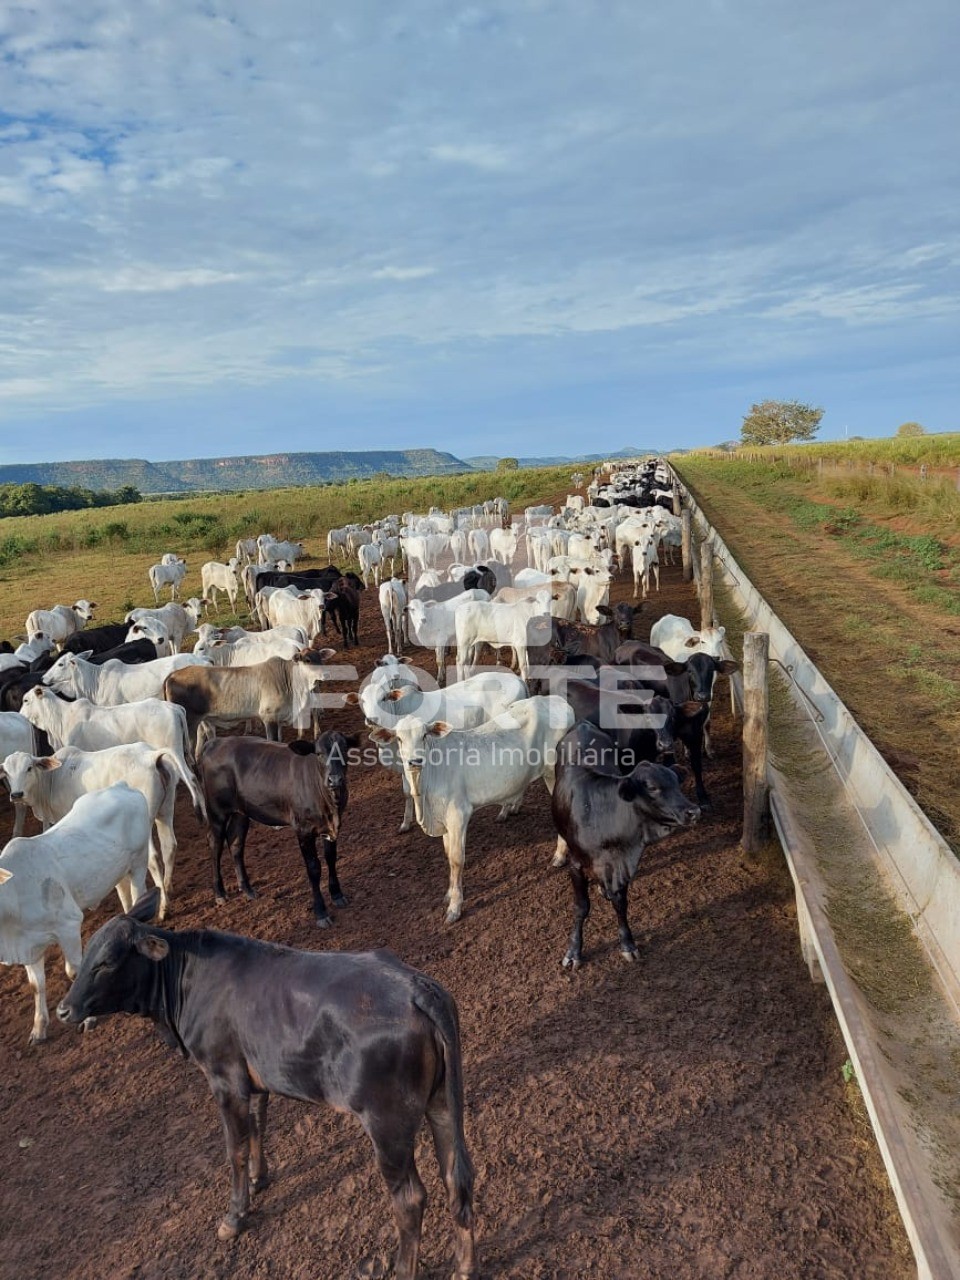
top-left (896, 422), bottom-right (926, 437)
top-left (496, 457), bottom-right (520, 471)
top-left (740, 400), bottom-right (824, 446)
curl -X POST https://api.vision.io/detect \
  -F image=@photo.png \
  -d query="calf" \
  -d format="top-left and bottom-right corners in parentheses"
top-left (559, 678), bottom-right (678, 763)
top-left (551, 722), bottom-right (700, 968)
top-left (25, 600), bottom-right (96, 645)
top-left (148, 558), bottom-right (187, 602)
top-left (551, 603), bottom-right (639, 665)
top-left (201, 559), bottom-right (242, 613)
top-left (199, 730), bottom-right (358, 925)
top-left (0, 784), bottom-right (153, 1043)
top-left (0, 711), bottom-right (36, 835)
top-left (378, 577), bottom-right (408, 655)
top-left (56, 892), bottom-right (477, 1279)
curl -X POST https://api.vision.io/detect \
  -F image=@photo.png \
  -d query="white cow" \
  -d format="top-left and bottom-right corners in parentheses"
top-left (126, 600), bottom-right (202, 653)
top-left (258, 536), bottom-right (305, 565)
top-left (24, 601), bottom-right (96, 645)
top-left (629, 532), bottom-right (660, 600)
top-left (1, 742), bottom-right (197, 919)
top-left (358, 541), bottom-right (384, 588)
top-left (0, 636), bottom-right (54, 673)
top-left (488, 528), bottom-right (519, 566)
top-left (649, 616), bottom-right (727, 661)
top-left (41, 651), bottom-right (210, 706)
top-left (201, 559), bottom-right (242, 612)
top-left (405, 590), bottom-right (490, 684)
top-left (235, 537), bottom-right (258, 565)
top-left (19, 688), bottom-right (202, 809)
top-left (378, 578), bottom-right (408, 656)
top-left (256, 587), bottom-right (323, 641)
top-left (380, 696), bottom-right (575, 923)
top-left (455, 598), bottom-right (553, 682)
top-left (0, 784), bottom-right (153, 1043)
top-left (148, 558), bottom-right (187, 602)
top-left (196, 633), bottom-right (304, 667)
top-left (0, 712), bottom-right (35, 835)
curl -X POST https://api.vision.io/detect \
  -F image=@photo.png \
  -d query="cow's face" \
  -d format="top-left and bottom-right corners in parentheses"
top-left (618, 763), bottom-right (700, 828)
top-left (0, 751), bottom-right (60, 800)
top-left (42, 653), bottom-right (79, 692)
top-left (57, 891), bottom-right (167, 1026)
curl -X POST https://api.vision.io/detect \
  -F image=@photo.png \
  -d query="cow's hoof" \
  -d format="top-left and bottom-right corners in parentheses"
top-left (550, 852), bottom-right (568, 869)
top-left (315, 915), bottom-right (333, 929)
top-left (619, 947), bottom-right (639, 963)
top-left (332, 893), bottom-right (349, 908)
top-left (28, 1029), bottom-right (48, 1046)
top-left (561, 953), bottom-right (581, 971)
top-left (214, 893), bottom-right (227, 905)
top-left (250, 1173), bottom-right (269, 1195)
top-left (242, 887), bottom-right (258, 900)
top-left (81, 1016), bottom-right (98, 1033)
top-left (444, 907), bottom-right (462, 925)
top-left (217, 1216), bottom-right (244, 1241)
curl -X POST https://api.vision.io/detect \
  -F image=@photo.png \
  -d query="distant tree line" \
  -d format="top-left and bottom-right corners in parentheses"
top-left (0, 482), bottom-right (142, 518)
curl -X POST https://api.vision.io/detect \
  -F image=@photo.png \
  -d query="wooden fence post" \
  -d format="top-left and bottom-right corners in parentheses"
top-left (699, 542), bottom-right (714, 631)
top-left (672, 483), bottom-right (682, 517)
top-left (742, 631), bottom-right (770, 858)
top-left (681, 511), bottom-right (693, 582)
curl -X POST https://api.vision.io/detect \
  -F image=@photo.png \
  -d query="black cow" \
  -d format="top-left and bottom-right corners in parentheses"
top-left (75, 638), bottom-right (160, 667)
top-left (614, 641), bottom-right (738, 807)
top-left (56, 891), bottom-right (478, 1280)
top-left (560, 678), bottom-right (678, 763)
top-left (61, 623), bottom-right (129, 655)
top-left (415, 567), bottom-right (496, 602)
top-left (198, 730), bottom-right (358, 925)
top-left (551, 603), bottom-right (639, 665)
top-left (552, 722), bottom-right (700, 969)
top-left (322, 578), bottom-right (360, 648)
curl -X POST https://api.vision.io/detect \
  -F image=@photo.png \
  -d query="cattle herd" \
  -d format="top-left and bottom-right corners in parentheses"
top-left (0, 457), bottom-right (739, 1279)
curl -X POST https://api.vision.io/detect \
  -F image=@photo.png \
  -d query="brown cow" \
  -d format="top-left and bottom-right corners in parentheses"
top-left (197, 729), bottom-right (359, 925)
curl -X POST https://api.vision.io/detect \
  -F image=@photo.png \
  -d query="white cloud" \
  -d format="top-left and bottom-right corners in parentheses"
top-left (427, 142), bottom-right (515, 170)
top-left (371, 266), bottom-right (438, 281)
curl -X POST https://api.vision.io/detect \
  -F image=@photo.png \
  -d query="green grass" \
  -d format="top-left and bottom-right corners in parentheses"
top-left (685, 430), bottom-right (960, 468)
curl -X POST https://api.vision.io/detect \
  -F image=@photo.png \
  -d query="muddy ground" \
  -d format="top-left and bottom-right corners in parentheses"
top-left (0, 558), bottom-right (913, 1279)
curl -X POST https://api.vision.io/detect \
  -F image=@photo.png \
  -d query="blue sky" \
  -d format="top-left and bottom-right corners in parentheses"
top-left (1, 0), bottom-right (957, 464)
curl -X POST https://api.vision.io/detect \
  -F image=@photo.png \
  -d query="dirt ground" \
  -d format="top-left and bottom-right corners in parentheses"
top-left (0, 557), bottom-right (913, 1279)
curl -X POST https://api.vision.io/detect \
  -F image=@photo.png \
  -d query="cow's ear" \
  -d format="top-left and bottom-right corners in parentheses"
top-left (717, 659), bottom-right (739, 674)
top-left (288, 738), bottom-right (315, 756)
top-left (384, 689), bottom-right (405, 702)
top-left (717, 627), bottom-right (726, 640)
top-left (368, 727), bottom-right (394, 743)
top-left (135, 933), bottom-right (170, 962)
top-left (35, 757), bottom-right (62, 771)
top-left (428, 721), bottom-right (452, 737)
top-left (0, 867), bottom-right (12, 885)
top-left (596, 605), bottom-right (612, 618)
top-left (663, 660), bottom-right (688, 676)
top-left (126, 889), bottom-right (160, 923)
top-left (343, 692), bottom-right (360, 705)
top-left (313, 647), bottom-right (337, 663)
top-left (681, 700), bottom-right (702, 716)
top-left (684, 636), bottom-right (700, 648)
top-left (617, 776), bottom-right (639, 802)
top-left (344, 732), bottom-right (362, 751)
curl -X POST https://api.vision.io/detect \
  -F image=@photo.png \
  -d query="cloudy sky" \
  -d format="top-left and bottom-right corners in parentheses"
top-left (1, 0), bottom-right (957, 463)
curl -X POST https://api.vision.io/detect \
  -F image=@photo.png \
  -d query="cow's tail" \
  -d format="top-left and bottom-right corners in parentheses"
top-left (413, 976), bottom-right (475, 1230)
top-left (171, 703), bottom-right (206, 822)
top-left (156, 747), bottom-right (205, 823)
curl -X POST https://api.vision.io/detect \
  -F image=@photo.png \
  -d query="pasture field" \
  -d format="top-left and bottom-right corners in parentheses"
top-left (0, 525), bottom-right (912, 1279)
top-left (686, 430), bottom-right (960, 469)
top-left (0, 465), bottom-right (574, 641)
top-left (675, 454), bottom-right (960, 855)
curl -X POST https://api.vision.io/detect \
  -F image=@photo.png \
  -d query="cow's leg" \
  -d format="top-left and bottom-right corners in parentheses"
top-left (114, 874), bottom-right (134, 913)
top-left (399, 773), bottom-right (415, 834)
top-left (227, 814), bottom-right (256, 897)
top-left (208, 819), bottom-right (230, 902)
top-left (24, 958), bottom-right (49, 1045)
top-left (248, 1092), bottom-right (269, 1193)
top-left (146, 836), bottom-right (170, 920)
top-left (426, 1098), bottom-right (478, 1280)
top-left (296, 831), bottom-right (331, 926)
top-left (264, 719), bottom-right (280, 743)
top-left (610, 883), bottom-right (639, 961)
top-left (212, 1086), bottom-right (252, 1240)
top-left (322, 835), bottom-right (348, 907)
top-left (562, 862), bottom-right (591, 970)
top-left (551, 834), bottom-right (570, 869)
top-left (684, 727), bottom-right (710, 808)
top-left (155, 790), bottom-right (178, 897)
top-left (12, 799), bottom-right (26, 837)
top-left (365, 1115), bottom-right (427, 1280)
top-left (442, 813), bottom-right (470, 924)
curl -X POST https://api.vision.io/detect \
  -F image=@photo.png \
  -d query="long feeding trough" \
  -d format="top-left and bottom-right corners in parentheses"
top-left (677, 470), bottom-right (960, 1280)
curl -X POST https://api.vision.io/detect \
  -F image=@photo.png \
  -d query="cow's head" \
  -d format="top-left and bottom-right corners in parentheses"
top-left (57, 891), bottom-right (168, 1027)
top-left (0, 751), bottom-right (61, 800)
top-left (42, 651), bottom-right (81, 692)
top-left (617, 762), bottom-right (700, 831)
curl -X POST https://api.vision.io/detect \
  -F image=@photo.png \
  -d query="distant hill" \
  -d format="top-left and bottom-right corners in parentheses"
top-left (0, 449), bottom-right (472, 494)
